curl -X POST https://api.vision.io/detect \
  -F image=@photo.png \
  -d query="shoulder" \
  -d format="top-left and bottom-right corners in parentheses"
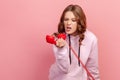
top-left (84, 29), bottom-right (98, 43)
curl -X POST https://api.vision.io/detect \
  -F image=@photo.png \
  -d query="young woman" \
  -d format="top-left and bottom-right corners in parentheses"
top-left (48, 4), bottom-right (100, 80)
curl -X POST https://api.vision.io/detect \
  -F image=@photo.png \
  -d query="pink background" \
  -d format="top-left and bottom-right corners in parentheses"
top-left (0, 0), bottom-right (120, 80)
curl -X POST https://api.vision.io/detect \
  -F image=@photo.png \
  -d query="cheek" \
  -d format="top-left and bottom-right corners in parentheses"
top-left (73, 24), bottom-right (77, 31)
top-left (63, 22), bottom-right (67, 26)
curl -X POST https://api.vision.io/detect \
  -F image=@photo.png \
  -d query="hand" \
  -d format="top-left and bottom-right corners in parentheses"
top-left (56, 38), bottom-right (66, 48)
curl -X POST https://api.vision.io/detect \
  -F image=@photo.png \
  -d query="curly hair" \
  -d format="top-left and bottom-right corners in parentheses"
top-left (57, 4), bottom-right (87, 45)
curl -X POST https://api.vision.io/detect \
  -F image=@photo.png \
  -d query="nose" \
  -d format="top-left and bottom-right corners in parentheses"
top-left (67, 20), bottom-right (72, 25)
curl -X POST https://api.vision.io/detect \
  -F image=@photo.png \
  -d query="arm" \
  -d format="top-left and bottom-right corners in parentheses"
top-left (86, 38), bottom-right (100, 80)
top-left (52, 41), bottom-right (70, 73)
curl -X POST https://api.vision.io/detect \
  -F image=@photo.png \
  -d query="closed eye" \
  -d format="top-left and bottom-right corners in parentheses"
top-left (64, 18), bottom-right (69, 21)
top-left (72, 19), bottom-right (77, 22)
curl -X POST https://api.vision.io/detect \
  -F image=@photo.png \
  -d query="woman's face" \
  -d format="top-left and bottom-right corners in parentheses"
top-left (64, 11), bottom-right (78, 35)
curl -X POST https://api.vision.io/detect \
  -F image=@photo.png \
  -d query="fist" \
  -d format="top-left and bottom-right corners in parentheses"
top-left (56, 38), bottom-right (66, 48)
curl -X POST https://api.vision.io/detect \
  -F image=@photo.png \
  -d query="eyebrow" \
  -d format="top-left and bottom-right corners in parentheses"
top-left (64, 17), bottom-right (76, 19)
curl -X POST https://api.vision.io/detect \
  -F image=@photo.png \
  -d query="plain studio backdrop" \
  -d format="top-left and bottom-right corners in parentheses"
top-left (0, 0), bottom-right (120, 80)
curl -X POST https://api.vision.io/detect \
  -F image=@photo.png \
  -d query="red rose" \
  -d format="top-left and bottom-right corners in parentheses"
top-left (46, 35), bottom-right (56, 44)
top-left (57, 33), bottom-right (66, 40)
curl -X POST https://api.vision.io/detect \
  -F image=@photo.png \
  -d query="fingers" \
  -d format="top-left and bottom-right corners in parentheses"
top-left (56, 38), bottom-right (66, 48)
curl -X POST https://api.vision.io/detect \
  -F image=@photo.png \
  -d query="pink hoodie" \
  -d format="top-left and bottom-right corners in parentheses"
top-left (49, 30), bottom-right (100, 80)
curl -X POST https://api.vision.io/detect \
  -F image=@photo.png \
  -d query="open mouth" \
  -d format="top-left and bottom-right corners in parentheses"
top-left (65, 26), bottom-right (72, 32)
top-left (67, 27), bottom-right (71, 29)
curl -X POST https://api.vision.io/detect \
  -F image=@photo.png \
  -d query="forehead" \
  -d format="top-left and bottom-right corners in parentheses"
top-left (64, 11), bottom-right (76, 18)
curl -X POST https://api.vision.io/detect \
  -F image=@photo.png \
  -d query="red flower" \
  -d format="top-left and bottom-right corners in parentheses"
top-left (57, 33), bottom-right (66, 40)
top-left (46, 33), bottom-right (66, 45)
top-left (46, 35), bottom-right (56, 44)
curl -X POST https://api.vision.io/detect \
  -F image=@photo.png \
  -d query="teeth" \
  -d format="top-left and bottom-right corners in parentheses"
top-left (67, 27), bottom-right (71, 29)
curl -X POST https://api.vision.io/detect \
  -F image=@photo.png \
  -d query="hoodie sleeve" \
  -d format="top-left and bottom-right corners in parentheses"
top-left (52, 44), bottom-right (70, 73)
top-left (85, 37), bottom-right (100, 80)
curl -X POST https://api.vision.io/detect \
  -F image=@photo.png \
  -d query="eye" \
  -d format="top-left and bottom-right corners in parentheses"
top-left (72, 19), bottom-right (77, 22)
top-left (64, 18), bottom-right (69, 21)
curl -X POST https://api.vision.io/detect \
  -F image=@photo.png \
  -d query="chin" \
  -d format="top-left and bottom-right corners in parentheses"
top-left (66, 31), bottom-right (77, 36)
top-left (66, 32), bottom-right (72, 35)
